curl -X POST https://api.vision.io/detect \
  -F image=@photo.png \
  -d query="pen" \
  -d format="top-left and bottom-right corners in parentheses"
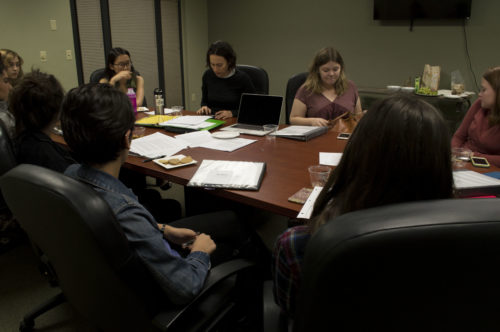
top-left (142, 155), bottom-right (165, 163)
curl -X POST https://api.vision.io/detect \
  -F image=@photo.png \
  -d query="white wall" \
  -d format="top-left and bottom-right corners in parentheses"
top-left (0, 0), bottom-right (78, 91)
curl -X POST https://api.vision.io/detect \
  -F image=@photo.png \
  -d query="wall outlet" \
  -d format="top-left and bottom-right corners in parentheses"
top-left (40, 51), bottom-right (47, 62)
top-left (65, 50), bottom-right (72, 60)
top-left (191, 93), bottom-right (196, 102)
top-left (49, 19), bottom-right (57, 31)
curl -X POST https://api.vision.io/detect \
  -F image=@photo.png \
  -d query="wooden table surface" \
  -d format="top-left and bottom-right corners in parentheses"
top-left (52, 110), bottom-right (499, 218)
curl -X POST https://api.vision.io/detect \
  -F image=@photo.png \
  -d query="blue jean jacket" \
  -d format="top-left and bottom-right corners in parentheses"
top-left (65, 164), bottom-right (210, 305)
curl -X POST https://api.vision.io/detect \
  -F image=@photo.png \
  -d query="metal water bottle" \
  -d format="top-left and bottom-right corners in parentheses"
top-left (154, 88), bottom-right (164, 115)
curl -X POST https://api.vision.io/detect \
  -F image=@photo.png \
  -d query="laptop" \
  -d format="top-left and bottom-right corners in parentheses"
top-left (221, 93), bottom-right (283, 136)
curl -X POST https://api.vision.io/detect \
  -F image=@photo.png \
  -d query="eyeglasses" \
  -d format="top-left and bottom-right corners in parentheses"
top-left (113, 61), bottom-right (132, 68)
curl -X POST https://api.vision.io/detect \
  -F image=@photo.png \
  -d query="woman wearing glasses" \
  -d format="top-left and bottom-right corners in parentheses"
top-left (100, 47), bottom-right (145, 107)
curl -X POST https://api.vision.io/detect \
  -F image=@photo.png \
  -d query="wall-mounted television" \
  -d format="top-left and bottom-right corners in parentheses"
top-left (374, 0), bottom-right (472, 20)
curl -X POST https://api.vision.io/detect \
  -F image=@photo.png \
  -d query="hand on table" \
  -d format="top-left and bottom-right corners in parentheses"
top-left (197, 106), bottom-right (212, 115)
top-left (214, 110), bottom-right (233, 120)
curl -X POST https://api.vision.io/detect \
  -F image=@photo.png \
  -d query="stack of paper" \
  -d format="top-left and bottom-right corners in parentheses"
top-left (130, 132), bottom-right (187, 158)
top-left (160, 116), bottom-right (214, 130)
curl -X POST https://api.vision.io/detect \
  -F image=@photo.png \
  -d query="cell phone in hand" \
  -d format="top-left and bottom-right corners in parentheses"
top-left (337, 132), bottom-right (350, 140)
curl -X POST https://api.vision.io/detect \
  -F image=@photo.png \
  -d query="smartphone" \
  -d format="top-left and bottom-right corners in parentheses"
top-left (470, 156), bottom-right (490, 168)
top-left (337, 132), bottom-right (351, 140)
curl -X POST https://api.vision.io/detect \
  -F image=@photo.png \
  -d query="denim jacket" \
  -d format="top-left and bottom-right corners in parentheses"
top-left (65, 164), bottom-right (210, 305)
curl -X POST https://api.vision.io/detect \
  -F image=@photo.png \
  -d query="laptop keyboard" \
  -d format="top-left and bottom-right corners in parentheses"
top-left (232, 124), bottom-right (264, 130)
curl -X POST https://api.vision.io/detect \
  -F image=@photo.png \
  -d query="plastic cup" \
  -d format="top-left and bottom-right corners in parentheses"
top-left (263, 124), bottom-right (278, 141)
top-left (171, 105), bottom-right (183, 115)
top-left (308, 165), bottom-right (331, 188)
top-left (132, 126), bottom-right (146, 139)
top-left (452, 147), bottom-right (471, 169)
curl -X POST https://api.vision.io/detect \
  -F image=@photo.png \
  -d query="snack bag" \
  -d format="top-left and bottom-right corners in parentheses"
top-left (451, 70), bottom-right (465, 95)
top-left (422, 64), bottom-right (441, 91)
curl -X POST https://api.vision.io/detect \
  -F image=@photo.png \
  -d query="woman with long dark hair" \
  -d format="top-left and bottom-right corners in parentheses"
top-left (273, 94), bottom-right (454, 317)
top-left (100, 47), bottom-right (145, 107)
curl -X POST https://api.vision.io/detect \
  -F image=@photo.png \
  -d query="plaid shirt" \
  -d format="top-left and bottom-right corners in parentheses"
top-left (272, 225), bottom-right (311, 317)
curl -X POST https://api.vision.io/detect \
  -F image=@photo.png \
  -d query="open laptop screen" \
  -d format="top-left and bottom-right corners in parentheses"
top-left (236, 93), bottom-right (283, 126)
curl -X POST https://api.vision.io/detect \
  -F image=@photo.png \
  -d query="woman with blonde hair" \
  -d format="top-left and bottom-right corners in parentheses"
top-left (0, 49), bottom-right (24, 86)
top-left (290, 47), bottom-right (362, 126)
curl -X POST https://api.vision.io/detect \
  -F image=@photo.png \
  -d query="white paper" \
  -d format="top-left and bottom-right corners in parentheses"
top-left (320, 152), bottom-right (342, 166)
top-left (174, 130), bottom-right (256, 152)
top-left (453, 170), bottom-right (500, 189)
top-left (165, 115), bottom-right (212, 126)
top-left (200, 138), bottom-right (256, 152)
top-left (130, 132), bottom-right (188, 158)
top-left (188, 160), bottom-right (265, 189)
top-left (175, 131), bottom-right (212, 147)
top-left (297, 186), bottom-right (323, 219)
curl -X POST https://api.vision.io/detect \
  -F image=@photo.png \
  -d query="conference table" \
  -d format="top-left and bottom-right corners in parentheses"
top-left (52, 110), bottom-right (499, 219)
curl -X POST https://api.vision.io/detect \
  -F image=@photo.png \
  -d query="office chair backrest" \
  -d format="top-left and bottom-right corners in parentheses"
top-left (89, 68), bottom-right (106, 83)
top-left (0, 118), bottom-right (17, 210)
top-left (285, 72), bottom-right (307, 124)
top-left (0, 119), bottom-right (16, 176)
top-left (1, 164), bottom-right (166, 331)
top-left (294, 198), bottom-right (500, 332)
top-left (237, 64), bottom-right (269, 95)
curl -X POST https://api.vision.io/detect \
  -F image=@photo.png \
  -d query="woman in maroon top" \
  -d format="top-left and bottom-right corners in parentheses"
top-left (452, 67), bottom-right (500, 167)
top-left (289, 47), bottom-right (362, 127)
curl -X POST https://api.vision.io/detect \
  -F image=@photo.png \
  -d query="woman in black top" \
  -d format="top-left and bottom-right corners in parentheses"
top-left (196, 41), bottom-right (256, 119)
top-left (10, 70), bottom-right (75, 172)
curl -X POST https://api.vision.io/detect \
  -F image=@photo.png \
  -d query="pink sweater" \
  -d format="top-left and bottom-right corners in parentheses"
top-left (452, 99), bottom-right (500, 167)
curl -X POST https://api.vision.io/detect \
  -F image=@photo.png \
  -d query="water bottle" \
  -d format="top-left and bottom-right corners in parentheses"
top-left (127, 88), bottom-right (137, 115)
top-left (154, 88), bottom-right (164, 115)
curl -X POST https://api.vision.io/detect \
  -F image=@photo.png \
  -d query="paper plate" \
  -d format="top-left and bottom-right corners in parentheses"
top-left (211, 131), bottom-right (240, 139)
top-left (153, 154), bottom-right (197, 169)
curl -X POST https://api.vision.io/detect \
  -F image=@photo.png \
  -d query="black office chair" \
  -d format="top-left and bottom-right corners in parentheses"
top-left (237, 64), bottom-right (269, 94)
top-left (285, 72), bottom-right (307, 124)
top-left (0, 119), bottom-right (16, 204)
top-left (293, 198), bottom-right (500, 332)
top-left (2, 164), bottom-right (255, 331)
top-left (89, 67), bottom-right (106, 83)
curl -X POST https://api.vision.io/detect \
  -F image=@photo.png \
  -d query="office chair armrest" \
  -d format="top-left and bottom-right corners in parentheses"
top-left (152, 258), bottom-right (255, 330)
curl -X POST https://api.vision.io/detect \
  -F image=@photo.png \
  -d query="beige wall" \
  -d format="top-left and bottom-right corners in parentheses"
top-left (203, 0), bottom-right (498, 103)
top-left (180, 0), bottom-right (209, 111)
top-left (0, 0), bottom-right (78, 91)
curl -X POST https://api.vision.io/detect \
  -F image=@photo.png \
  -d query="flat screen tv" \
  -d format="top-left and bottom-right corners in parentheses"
top-left (374, 0), bottom-right (472, 20)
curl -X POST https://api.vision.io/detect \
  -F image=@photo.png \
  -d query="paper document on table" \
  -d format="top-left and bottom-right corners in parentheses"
top-left (297, 186), bottom-right (323, 219)
top-left (175, 130), bottom-right (256, 152)
top-left (130, 132), bottom-right (187, 158)
top-left (320, 152), bottom-right (342, 166)
top-left (175, 131), bottom-right (212, 147)
top-left (201, 137), bottom-right (256, 152)
top-left (453, 170), bottom-right (500, 188)
top-left (187, 160), bottom-right (266, 190)
top-left (165, 115), bottom-right (212, 126)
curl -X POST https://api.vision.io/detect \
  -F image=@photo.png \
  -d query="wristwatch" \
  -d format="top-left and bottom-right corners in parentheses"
top-left (159, 224), bottom-right (166, 235)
